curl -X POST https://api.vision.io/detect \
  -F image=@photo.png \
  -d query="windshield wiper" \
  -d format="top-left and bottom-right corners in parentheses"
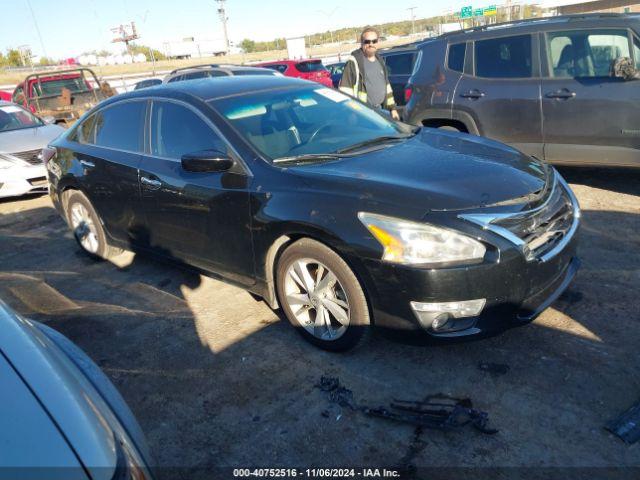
top-left (336, 133), bottom-right (415, 154)
top-left (273, 153), bottom-right (352, 164)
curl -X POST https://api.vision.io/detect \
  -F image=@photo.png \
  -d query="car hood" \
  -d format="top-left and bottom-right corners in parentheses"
top-left (289, 129), bottom-right (548, 214)
top-left (0, 354), bottom-right (87, 475)
top-left (0, 124), bottom-right (65, 154)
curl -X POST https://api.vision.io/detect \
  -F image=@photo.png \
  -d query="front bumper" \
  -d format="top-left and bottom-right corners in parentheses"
top-left (0, 165), bottom-right (48, 199)
top-left (357, 230), bottom-right (579, 340)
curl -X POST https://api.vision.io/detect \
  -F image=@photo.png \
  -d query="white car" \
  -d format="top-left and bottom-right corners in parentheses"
top-left (0, 101), bottom-right (65, 199)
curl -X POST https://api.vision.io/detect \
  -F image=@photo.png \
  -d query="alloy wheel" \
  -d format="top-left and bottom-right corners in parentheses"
top-left (284, 259), bottom-right (351, 341)
top-left (70, 203), bottom-right (100, 254)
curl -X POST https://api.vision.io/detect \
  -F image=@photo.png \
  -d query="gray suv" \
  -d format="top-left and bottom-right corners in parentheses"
top-left (404, 13), bottom-right (640, 168)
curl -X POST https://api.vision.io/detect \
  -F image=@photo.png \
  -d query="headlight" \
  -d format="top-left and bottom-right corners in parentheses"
top-left (0, 155), bottom-right (16, 170)
top-left (358, 212), bottom-right (486, 266)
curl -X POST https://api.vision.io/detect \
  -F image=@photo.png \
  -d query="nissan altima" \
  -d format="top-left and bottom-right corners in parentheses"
top-left (44, 76), bottom-right (580, 351)
top-left (0, 101), bottom-right (64, 199)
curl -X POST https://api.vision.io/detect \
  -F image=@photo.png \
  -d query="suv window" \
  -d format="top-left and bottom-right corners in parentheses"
top-left (475, 35), bottom-right (532, 78)
top-left (151, 101), bottom-right (227, 159)
top-left (384, 53), bottom-right (415, 75)
top-left (448, 43), bottom-right (466, 72)
top-left (547, 29), bottom-right (631, 78)
top-left (93, 101), bottom-right (146, 151)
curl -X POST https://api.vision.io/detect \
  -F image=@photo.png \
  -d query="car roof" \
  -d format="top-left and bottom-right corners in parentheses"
top-left (423, 12), bottom-right (640, 44)
top-left (106, 75), bottom-right (312, 104)
top-left (163, 65), bottom-right (277, 83)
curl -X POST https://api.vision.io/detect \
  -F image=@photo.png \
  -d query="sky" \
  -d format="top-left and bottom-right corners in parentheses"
top-left (0, 0), bottom-right (498, 59)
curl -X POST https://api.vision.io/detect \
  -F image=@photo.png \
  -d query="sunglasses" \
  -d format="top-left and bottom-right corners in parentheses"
top-left (362, 39), bottom-right (379, 45)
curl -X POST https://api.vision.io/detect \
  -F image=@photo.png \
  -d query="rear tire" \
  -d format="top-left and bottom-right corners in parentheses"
top-left (276, 238), bottom-right (370, 352)
top-left (438, 125), bottom-right (461, 132)
top-left (64, 191), bottom-right (122, 260)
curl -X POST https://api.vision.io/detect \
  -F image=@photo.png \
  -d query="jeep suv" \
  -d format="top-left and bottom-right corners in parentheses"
top-left (404, 13), bottom-right (640, 168)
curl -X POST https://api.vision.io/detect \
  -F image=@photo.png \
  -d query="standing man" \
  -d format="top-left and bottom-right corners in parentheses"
top-left (339, 27), bottom-right (399, 120)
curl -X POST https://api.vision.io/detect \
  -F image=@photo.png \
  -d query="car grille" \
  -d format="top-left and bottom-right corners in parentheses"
top-left (11, 149), bottom-right (43, 166)
top-left (460, 171), bottom-right (580, 263)
top-left (494, 176), bottom-right (575, 260)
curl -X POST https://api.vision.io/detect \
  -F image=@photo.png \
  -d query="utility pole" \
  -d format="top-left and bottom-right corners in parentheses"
top-left (216, 0), bottom-right (230, 54)
top-left (407, 6), bottom-right (417, 36)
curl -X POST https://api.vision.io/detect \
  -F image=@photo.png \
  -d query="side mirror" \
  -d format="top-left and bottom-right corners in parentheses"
top-left (42, 115), bottom-right (56, 124)
top-left (612, 57), bottom-right (639, 81)
top-left (181, 150), bottom-right (234, 173)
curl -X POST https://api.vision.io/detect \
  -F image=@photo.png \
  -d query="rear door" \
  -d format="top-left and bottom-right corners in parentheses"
top-left (453, 33), bottom-right (543, 158)
top-left (68, 100), bottom-right (147, 244)
top-left (541, 28), bottom-right (640, 166)
top-left (382, 51), bottom-right (416, 106)
top-left (138, 100), bottom-right (254, 284)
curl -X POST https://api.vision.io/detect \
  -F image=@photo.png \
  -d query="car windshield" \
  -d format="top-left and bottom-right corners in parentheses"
top-left (211, 86), bottom-right (405, 161)
top-left (0, 104), bottom-right (43, 132)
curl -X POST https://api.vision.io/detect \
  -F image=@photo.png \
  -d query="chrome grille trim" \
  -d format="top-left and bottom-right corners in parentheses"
top-left (459, 172), bottom-right (580, 263)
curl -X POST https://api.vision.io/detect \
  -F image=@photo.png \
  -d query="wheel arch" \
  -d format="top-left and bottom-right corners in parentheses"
top-left (261, 227), bottom-right (377, 326)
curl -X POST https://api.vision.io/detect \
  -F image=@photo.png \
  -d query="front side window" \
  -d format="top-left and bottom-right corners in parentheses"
top-left (548, 29), bottom-right (631, 78)
top-left (151, 101), bottom-right (227, 159)
top-left (448, 43), bottom-right (466, 72)
top-left (475, 35), bottom-right (532, 78)
top-left (93, 101), bottom-right (146, 151)
top-left (384, 53), bottom-right (415, 75)
top-left (211, 86), bottom-right (405, 160)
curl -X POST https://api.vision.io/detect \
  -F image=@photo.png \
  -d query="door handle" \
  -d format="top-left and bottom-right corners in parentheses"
top-left (545, 89), bottom-right (576, 99)
top-left (79, 159), bottom-right (95, 168)
top-left (140, 176), bottom-right (161, 190)
top-left (460, 90), bottom-right (486, 99)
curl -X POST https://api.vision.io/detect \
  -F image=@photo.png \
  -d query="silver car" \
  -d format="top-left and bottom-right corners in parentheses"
top-left (0, 300), bottom-right (153, 479)
top-left (0, 101), bottom-right (64, 199)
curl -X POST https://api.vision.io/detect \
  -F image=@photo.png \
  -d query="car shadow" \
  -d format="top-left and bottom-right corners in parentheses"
top-left (556, 166), bottom-right (640, 197)
top-left (0, 190), bottom-right (638, 474)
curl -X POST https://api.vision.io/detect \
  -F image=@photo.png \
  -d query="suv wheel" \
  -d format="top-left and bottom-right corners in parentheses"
top-left (64, 191), bottom-right (122, 260)
top-left (276, 238), bottom-right (370, 351)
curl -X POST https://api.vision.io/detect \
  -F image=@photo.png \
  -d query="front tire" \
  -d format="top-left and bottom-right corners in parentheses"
top-left (276, 238), bottom-right (370, 351)
top-left (64, 191), bottom-right (122, 260)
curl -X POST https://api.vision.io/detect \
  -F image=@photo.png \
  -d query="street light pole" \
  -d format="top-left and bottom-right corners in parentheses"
top-left (216, 0), bottom-right (230, 54)
top-left (408, 6), bottom-right (417, 36)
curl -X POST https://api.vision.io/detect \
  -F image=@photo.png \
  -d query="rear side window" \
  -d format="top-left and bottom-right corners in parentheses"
top-left (384, 53), bottom-right (415, 75)
top-left (151, 101), bottom-right (227, 159)
top-left (296, 61), bottom-right (326, 72)
top-left (93, 101), bottom-right (146, 151)
top-left (70, 113), bottom-right (98, 144)
top-left (448, 43), bottom-right (466, 72)
top-left (475, 35), bottom-right (532, 78)
top-left (233, 69), bottom-right (275, 76)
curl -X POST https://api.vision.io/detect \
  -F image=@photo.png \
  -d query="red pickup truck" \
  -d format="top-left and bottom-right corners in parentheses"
top-left (10, 68), bottom-right (113, 126)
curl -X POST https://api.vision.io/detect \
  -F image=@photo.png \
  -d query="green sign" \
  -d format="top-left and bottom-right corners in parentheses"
top-left (460, 6), bottom-right (473, 18)
top-left (473, 8), bottom-right (484, 17)
top-left (484, 5), bottom-right (497, 16)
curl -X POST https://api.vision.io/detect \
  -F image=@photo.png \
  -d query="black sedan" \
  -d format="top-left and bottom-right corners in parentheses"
top-left (44, 76), bottom-right (580, 351)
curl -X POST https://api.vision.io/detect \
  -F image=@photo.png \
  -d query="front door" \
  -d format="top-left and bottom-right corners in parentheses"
top-left (138, 100), bottom-right (254, 285)
top-left (541, 28), bottom-right (640, 167)
top-left (453, 33), bottom-right (543, 158)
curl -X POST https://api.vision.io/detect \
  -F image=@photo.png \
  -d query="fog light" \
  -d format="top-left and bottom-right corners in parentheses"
top-left (410, 299), bottom-right (486, 332)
